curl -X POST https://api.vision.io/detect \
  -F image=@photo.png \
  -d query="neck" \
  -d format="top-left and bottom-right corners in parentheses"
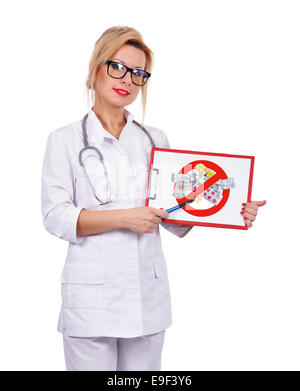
top-left (92, 99), bottom-right (127, 139)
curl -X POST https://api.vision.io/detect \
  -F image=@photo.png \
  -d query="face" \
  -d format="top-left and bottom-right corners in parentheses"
top-left (94, 44), bottom-right (146, 109)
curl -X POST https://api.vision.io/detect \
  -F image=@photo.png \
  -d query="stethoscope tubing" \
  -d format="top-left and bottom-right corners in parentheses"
top-left (78, 112), bottom-right (156, 205)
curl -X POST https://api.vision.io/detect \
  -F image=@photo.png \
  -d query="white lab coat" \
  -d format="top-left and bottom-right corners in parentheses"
top-left (41, 107), bottom-right (193, 338)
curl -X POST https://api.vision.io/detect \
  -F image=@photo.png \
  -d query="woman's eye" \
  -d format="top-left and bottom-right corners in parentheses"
top-left (112, 62), bottom-right (124, 70)
top-left (133, 70), bottom-right (143, 77)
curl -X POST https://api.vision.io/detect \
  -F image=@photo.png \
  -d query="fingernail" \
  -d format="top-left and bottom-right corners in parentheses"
top-left (240, 211), bottom-right (244, 214)
top-left (242, 207), bottom-right (245, 211)
top-left (242, 203), bottom-right (246, 206)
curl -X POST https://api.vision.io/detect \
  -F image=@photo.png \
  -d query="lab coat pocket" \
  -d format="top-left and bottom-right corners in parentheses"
top-left (61, 262), bottom-right (105, 309)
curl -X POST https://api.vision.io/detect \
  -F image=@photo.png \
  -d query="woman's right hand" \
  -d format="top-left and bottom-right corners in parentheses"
top-left (122, 207), bottom-right (169, 233)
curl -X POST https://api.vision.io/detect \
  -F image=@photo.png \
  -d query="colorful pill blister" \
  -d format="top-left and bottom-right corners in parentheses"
top-left (171, 166), bottom-right (235, 203)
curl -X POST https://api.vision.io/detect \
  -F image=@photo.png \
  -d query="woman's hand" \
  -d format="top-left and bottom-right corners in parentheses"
top-left (123, 207), bottom-right (169, 234)
top-left (241, 200), bottom-right (267, 228)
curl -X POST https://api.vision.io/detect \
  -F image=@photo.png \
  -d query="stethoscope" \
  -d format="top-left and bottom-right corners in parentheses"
top-left (78, 112), bottom-right (156, 205)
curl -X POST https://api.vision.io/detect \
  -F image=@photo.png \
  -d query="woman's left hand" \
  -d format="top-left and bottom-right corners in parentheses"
top-left (241, 200), bottom-right (267, 228)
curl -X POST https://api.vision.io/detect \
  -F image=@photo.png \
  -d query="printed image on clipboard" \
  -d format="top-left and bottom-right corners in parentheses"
top-left (169, 161), bottom-right (235, 217)
top-left (145, 148), bottom-right (254, 230)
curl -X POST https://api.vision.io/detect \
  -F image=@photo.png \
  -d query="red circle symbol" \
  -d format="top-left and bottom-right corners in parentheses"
top-left (174, 160), bottom-right (230, 217)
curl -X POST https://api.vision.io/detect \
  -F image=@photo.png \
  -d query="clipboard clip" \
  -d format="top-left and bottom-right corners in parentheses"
top-left (147, 168), bottom-right (159, 200)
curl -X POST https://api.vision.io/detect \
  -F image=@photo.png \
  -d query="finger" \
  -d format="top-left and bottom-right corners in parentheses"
top-left (244, 205), bottom-right (257, 216)
top-left (156, 208), bottom-right (169, 219)
top-left (242, 211), bottom-right (256, 222)
top-left (245, 218), bottom-right (252, 228)
top-left (153, 216), bottom-right (162, 224)
top-left (242, 202), bottom-right (257, 211)
top-left (249, 200), bottom-right (267, 207)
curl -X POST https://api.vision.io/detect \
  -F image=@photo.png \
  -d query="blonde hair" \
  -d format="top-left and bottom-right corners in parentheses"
top-left (86, 26), bottom-right (154, 124)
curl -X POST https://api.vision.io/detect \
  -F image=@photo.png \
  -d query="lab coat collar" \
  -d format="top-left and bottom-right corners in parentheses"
top-left (86, 106), bottom-right (134, 145)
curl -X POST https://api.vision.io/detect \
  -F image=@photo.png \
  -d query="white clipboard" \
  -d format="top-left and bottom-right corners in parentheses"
top-left (145, 147), bottom-right (255, 230)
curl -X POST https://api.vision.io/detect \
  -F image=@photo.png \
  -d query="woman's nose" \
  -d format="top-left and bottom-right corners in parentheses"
top-left (122, 71), bottom-right (132, 84)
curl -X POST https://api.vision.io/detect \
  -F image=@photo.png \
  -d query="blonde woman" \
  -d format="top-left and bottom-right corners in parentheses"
top-left (41, 26), bottom-right (266, 371)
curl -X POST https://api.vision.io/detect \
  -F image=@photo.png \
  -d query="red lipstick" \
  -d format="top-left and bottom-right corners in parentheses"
top-left (114, 88), bottom-right (129, 96)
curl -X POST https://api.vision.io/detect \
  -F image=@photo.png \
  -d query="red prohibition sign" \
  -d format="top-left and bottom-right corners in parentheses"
top-left (174, 160), bottom-right (230, 217)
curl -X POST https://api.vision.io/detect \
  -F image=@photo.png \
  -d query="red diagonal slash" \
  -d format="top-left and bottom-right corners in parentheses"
top-left (176, 160), bottom-right (230, 217)
top-left (185, 172), bottom-right (223, 201)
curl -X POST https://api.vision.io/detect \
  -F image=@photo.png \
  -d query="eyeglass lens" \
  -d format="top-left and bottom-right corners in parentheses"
top-left (108, 62), bottom-right (149, 86)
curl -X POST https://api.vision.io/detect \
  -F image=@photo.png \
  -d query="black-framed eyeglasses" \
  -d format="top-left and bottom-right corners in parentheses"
top-left (105, 60), bottom-right (151, 86)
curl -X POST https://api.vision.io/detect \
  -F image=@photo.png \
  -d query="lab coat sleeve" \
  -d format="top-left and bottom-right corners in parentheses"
top-left (41, 130), bottom-right (84, 245)
top-left (159, 132), bottom-right (193, 238)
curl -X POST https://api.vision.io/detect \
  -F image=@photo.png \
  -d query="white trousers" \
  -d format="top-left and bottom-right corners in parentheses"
top-left (62, 330), bottom-right (166, 371)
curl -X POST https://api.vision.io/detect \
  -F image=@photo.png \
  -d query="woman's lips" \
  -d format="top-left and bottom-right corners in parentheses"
top-left (114, 88), bottom-right (129, 97)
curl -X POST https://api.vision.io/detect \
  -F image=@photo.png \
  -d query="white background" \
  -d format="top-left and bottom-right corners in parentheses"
top-left (0, 0), bottom-right (299, 371)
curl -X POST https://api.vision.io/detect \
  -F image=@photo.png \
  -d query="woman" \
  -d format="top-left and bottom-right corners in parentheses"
top-left (41, 26), bottom-right (266, 371)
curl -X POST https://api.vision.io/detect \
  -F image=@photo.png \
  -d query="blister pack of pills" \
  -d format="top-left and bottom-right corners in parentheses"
top-left (171, 163), bottom-right (235, 205)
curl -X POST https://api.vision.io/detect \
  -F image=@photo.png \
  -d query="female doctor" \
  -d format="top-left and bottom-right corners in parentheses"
top-left (41, 25), bottom-right (266, 371)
